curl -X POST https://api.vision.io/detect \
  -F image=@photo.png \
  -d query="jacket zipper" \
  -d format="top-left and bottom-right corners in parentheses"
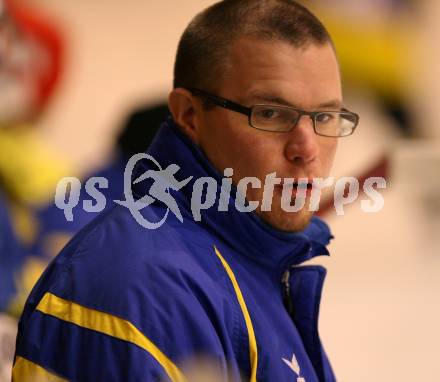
top-left (282, 269), bottom-right (294, 318)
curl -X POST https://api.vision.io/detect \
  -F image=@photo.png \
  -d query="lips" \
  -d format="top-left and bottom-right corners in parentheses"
top-left (279, 180), bottom-right (314, 190)
top-left (286, 182), bottom-right (313, 189)
top-left (274, 181), bottom-right (314, 197)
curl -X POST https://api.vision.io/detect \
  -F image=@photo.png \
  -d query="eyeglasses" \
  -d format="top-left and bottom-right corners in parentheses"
top-left (188, 88), bottom-right (359, 138)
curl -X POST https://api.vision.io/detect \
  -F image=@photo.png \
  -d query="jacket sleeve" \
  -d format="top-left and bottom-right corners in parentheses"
top-left (12, 228), bottom-right (242, 382)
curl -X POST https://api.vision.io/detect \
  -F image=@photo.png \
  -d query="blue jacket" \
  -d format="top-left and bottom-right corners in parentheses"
top-left (13, 118), bottom-right (336, 382)
top-left (0, 193), bottom-right (26, 312)
top-left (0, 154), bottom-right (125, 318)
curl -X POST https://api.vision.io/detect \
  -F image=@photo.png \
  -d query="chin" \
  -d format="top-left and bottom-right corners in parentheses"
top-left (257, 208), bottom-right (314, 233)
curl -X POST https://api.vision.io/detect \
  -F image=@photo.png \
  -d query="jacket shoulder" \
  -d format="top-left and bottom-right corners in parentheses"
top-left (24, 203), bottom-right (235, 332)
top-left (16, 204), bottom-right (245, 381)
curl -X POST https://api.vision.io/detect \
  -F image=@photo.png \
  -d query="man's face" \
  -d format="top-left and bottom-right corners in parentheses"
top-left (195, 37), bottom-right (342, 232)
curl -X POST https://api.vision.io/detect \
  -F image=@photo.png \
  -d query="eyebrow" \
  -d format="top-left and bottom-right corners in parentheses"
top-left (249, 93), bottom-right (344, 110)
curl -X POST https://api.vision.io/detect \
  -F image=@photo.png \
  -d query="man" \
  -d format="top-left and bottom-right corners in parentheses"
top-left (12, 1), bottom-right (359, 381)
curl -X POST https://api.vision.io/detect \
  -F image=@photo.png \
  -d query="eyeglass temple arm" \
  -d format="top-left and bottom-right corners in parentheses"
top-left (188, 88), bottom-right (251, 117)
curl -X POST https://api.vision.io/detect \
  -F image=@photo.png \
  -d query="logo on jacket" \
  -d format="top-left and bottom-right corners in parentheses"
top-left (115, 153), bottom-right (192, 229)
top-left (282, 353), bottom-right (306, 382)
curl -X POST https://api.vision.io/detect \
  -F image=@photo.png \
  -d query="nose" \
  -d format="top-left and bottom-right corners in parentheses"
top-left (284, 114), bottom-right (319, 166)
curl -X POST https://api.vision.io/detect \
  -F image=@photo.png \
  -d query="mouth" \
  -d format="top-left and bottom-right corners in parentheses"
top-left (275, 181), bottom-right (314, 196)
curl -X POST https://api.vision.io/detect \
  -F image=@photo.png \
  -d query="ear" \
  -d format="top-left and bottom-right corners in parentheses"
top-left (168, 88), bottom-right (202, 144)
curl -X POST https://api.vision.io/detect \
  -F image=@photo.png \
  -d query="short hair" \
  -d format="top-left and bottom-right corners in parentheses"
top-left (173, 0), bottom-right (333, 92)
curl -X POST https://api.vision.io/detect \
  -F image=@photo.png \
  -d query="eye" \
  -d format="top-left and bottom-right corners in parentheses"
top-left (316, 113), bottom-right (334, 124)
top-left (259, 108), bottom-right (280, 119)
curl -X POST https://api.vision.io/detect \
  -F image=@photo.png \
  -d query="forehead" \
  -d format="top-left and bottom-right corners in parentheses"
top-left (219, 37), bottom-right (342, 109)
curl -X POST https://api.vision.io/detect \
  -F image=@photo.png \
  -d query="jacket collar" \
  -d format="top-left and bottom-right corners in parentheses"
top-left (132, 117), bottom-right (333, 276)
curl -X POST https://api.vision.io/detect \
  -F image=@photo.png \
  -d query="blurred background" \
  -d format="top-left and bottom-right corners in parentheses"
top-left (0, 0), bottom-right (439, 381)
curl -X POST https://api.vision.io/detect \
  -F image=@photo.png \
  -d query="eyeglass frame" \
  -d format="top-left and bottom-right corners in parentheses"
top-left (187, 87), bottom-right (359, 138)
